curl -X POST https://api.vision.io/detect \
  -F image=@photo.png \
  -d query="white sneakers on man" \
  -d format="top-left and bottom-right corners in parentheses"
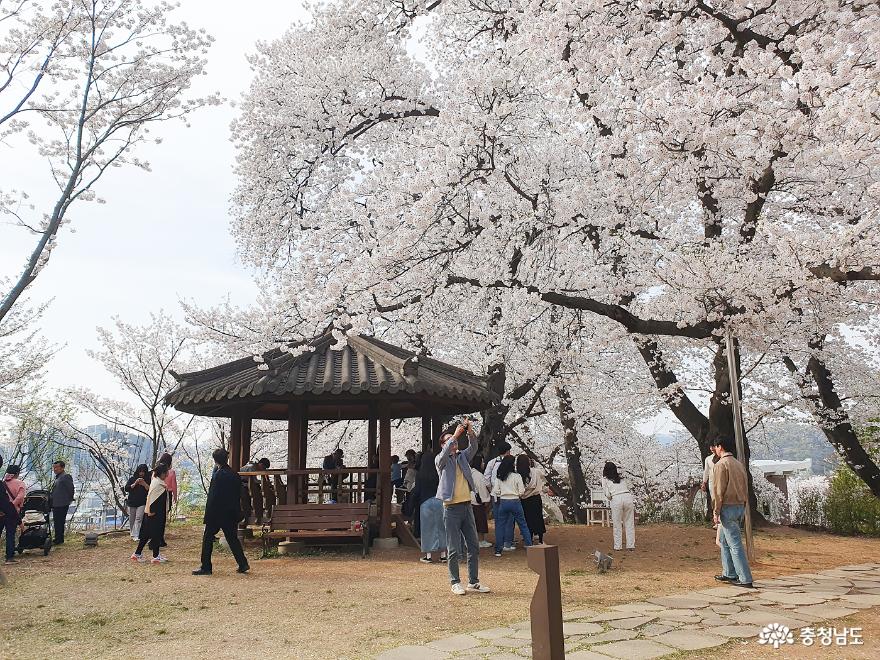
top-left (451, 583), bottom-right (467, 595)
top-left (467, 583), bottom-right (491, 593)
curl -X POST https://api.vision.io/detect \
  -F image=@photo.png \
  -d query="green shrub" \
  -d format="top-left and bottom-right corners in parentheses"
top-left (822, 428), bottom-right (880, 537)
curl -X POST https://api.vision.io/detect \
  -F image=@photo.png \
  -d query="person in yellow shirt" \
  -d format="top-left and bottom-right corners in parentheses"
top-left (435, 420), bottom-right (491, 596)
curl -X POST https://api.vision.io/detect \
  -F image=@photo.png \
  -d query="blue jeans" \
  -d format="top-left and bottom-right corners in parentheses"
top-left (443, 502), bottom-right (480, 585)
top-left (719, 504), bottom-right (753, 584)
top-left (492, 499), bottom-right (513, 548)
top-left (495, 499), bottom-right (532, 554)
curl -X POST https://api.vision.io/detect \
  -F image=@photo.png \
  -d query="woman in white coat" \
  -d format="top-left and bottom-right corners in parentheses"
top-left (602, 462), bottom-right (635, 551)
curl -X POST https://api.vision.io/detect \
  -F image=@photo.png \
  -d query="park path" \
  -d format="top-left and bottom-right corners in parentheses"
top-left (376, 562), bottom-right (880, 659)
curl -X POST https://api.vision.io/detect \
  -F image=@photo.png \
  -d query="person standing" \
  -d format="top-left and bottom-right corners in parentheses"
top-left (3, 465), bottom-right (26, 512)
top-left (491, 456), bottom-right (532, 557)
top-left (417, 450), bottom-right (446, 563)
top-left (435, 421), bottom-right (490, 596)
top-left (124, 464), bottom-right (150, 541)
top-left (470, 454), bottom-right (492, 548)
top-left (711, 437), bottom-right (754, 588)
top-left (322, 448), bottom-right (344, 503)
top-left (50, 460), bottom-right (74, 545)
top-left (602, 462), bottom-right (635, 551)
top-left (193, 448), bottom-right (250, 575)
top-left (2, 467), bottom-right (25, 565)
top-left (483, 441), bottom-right (513, 551)
top-left (701, 440), bottom-right (720, 528)
top-left (133, 463), bottom-right (169, 564)
top-left (517, 455), bottom-right (547, 544)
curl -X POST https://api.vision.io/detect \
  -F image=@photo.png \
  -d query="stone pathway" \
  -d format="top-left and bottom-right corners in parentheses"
top-left (376, 563), bottom-right (880, 659)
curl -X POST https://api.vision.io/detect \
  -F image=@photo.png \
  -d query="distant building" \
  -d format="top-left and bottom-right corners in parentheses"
top-left (752, 458), bottom-right (812, 500)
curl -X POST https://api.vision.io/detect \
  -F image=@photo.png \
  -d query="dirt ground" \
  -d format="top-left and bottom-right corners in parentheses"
top-left (1, 521), bottom-right (879, 660)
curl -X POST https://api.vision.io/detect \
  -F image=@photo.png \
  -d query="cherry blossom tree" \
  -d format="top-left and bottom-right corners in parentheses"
top-left (229, 0), bottom-right (880, 497)
top-left (0, 0), bottom-right (218, 322)
top-left (69, 310), bottom-right (194, 465)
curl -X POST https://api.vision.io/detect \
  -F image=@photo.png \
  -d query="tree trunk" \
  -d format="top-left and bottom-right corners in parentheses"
top-left (479, 361), bottom-right (510, 458)
top-left (784, 340), bottom-right (880, 498)
top-left (555, 383), bottom-right (589, 523)
top-left (635, 337), bottom-right (762, 520)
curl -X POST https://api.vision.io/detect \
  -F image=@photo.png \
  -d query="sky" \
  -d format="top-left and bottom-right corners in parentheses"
top-left (0, 0), bottom-right (309, 398)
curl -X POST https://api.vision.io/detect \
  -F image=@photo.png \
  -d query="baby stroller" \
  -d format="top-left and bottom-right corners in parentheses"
top-left (16, 489), bottom-right (53, 556)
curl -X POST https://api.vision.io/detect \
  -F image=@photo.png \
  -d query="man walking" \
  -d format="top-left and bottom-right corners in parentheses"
top-left (700, 439), bottom-right (720, 528)
top-left (436, 420), bottom-right (490, 596)
top-left (193, 448), bottom-right (250, 575)
top-left (50, 460), bottom-right (74, 544)
top-left (711, 437), bottom-right (754, 588)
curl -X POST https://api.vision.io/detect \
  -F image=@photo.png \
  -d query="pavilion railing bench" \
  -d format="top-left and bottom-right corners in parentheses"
top-left (263, 503), bottom-right (371, 557)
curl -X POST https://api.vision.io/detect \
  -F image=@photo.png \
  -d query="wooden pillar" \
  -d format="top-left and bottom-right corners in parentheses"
top-left (230, 416), bottom-right (242, 472)
top-left (431, 417), bottom-right (444, 453)
top-left (421, 415), bottom-right (432, 453)
top-left (378, 403), bottom-right (392, 538)
top-left (527, 545), bottom-right (564, 660)
top-left (299, 408), bottom-right (308, 502)
top-left (288, 403), bottom-right (303, 504)
top-left (367, 410), bottom-right (378, 468)
top-left (241, 417), bottom-right (252, 468)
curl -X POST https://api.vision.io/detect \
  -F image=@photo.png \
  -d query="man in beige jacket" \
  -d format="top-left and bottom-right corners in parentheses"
top-left (710, 436), bottom-right (754, 588)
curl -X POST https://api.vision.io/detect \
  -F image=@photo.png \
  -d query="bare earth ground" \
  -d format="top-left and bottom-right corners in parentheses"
top-left (1, 521), bottom-right (878, 659)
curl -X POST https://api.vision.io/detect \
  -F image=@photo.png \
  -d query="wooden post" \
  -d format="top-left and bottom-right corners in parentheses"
top-left (378, 403), bottom-right (392, 538)
top-left (527, 545), bottom-right (565, 660)
top-left (368, 411), bottom-right (378, 469)
top-left (230, 416), bottom-right (242, 472)
top-left (725, 328), bottom-right (756, 563)
top-left (421, 415), bottom-right (432, 453)
top-left (431, 417), bottom-right (444, 453)
top-left (241, 417), bottom-right (252, 468)
top-left (300, 408), bottom-right (308, 503)
top-left (288, 403), bottom-right (303, 504)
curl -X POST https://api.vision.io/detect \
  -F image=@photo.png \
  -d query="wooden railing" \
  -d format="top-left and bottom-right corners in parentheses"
top-left (237, 467), bottom-right (381, 524)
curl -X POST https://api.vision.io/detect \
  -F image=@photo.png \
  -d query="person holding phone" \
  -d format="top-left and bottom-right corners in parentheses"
top-left (124, 464), bottom-right (150, 541)
top-left (435, 420), bottom-right (490, 596)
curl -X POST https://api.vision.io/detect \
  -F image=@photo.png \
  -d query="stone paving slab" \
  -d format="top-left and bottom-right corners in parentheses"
top-left (567, 651), bottom-right (618, 660)
top-left (612, 602), bottom-right (665, 613)
top-left (758, 591), bottom-right (829, 606)
top-left (841, 594), bottom-right (880, 607)
top-left (588, 610), bottom-right (649, 622)
top-left (708, 624), bottom-right (762, 638)
top-left (580, 629), bottom-right (640, 644)
top-left (590, 639), bottom-right (674, 659)
top-left (377, 645), bottom-right (450, 660)
top-left (640, 623), bottom-right (675, 637)
top-left (472, 628), bottom-right (516, 640)
top-left (607, 615), bottom-right (656, 630)
top-left (427, 636), bottom-right (483, 652)
top-left (648, 596), bottom-right (715, 608)
top-left (652, 630), bottom-right (728, 651)
top-left (563, 608), bottom-right (600, 621)
top-left (793, 604), bottom-right (859, 619)
top-left (699, 586), bottom-right (754, 598)
top-left (562, 622), bottom-right (603, 635)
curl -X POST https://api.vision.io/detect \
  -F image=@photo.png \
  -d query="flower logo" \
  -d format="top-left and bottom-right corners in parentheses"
top-left (758, 623), bottom-right (795, 649)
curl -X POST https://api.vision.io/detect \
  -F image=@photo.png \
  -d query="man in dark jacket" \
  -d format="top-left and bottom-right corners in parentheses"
top-left (193, 448), bottom-right (250, 575)
top-left (50, 460), bottom-right (74, 544)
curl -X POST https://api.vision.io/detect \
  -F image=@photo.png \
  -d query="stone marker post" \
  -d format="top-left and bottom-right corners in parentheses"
top-left (527, 544), bottom-right (565, 660)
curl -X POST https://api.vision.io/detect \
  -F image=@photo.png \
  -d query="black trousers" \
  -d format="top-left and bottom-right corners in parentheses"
top-left (52, 505), bottom-right (69, 543)
top-left (200, 521), bottom-right (248, 572)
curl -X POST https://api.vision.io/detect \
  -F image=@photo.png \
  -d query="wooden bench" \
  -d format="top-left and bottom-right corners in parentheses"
top-left (264, 504), bottom-right (370, 557)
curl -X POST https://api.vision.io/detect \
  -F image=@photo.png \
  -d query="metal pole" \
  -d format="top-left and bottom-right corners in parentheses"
top-left (725, 328), bottom-right (756, 563)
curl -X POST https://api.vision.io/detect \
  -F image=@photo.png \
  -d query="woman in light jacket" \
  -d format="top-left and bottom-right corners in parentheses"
top-left (602, 461), bottom-right (635, 551)
top-left (132, 463), bottom-right (169, 564)
top-left (491, 456), bottom-right (532, 557)
top-left (517, 455), bottom-right (546, 545)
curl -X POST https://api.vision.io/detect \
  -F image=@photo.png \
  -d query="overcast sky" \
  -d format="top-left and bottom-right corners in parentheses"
top-left (0, 1), bottom-right (309, 398)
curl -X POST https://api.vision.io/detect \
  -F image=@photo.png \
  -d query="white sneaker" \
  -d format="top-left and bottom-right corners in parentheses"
top-left (130, 553), bottom-right (143, 562)
top-left (451, 583), bottom-right (467, 596)
top-left (150, 557), bottom-right (162, 565)
top-left (502, 545), bottom-right (516, 552)
top-left (467, 582), bottom-right (491, 593)
top-left (479, 540), bottom-right (492, 548)
top-left (157, 554), bottom-right (169, 562)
